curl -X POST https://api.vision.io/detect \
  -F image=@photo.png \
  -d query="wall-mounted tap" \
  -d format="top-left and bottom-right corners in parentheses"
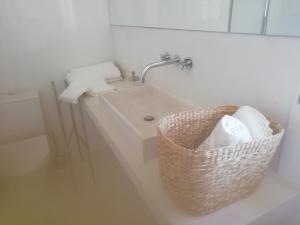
top-left (139, 52), bottom-right (193, 83)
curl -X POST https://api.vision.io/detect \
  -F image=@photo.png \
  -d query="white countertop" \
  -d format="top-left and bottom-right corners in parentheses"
top-left (83, 80), bottom-right (300, 225)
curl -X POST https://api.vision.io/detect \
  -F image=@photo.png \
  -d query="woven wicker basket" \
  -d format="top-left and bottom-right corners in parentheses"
top-left (158, 105), bottom-right (284, 216)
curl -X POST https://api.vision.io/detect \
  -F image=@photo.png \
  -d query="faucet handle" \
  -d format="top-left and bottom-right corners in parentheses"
top-left (181, 58), bottom-right (193, 71)
top-left (160, 52), bottom-right (171, 61)
top-left (173, 55), bottom-right (181, 64)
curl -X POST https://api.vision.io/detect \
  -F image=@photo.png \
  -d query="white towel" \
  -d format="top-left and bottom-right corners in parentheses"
top-left (66, 62), bottom-right (122, 84)
top-left (59, 62), bottom-right (121, 104)
top-left (233, 106), bottom-right (273, 140)
top-left (59, 79), bottom-right (115, 104)
top-left (197, 115), bottom-right (252, 150)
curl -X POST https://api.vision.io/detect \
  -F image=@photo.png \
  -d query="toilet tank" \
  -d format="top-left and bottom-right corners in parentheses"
top-left (0, 90), bottom-right (46, 144)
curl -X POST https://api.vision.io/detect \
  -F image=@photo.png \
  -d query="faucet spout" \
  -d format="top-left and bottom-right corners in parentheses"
top-left (140, 59), bottom-right (179, 83)
top-left (139, 53), bottom-right (193, 83)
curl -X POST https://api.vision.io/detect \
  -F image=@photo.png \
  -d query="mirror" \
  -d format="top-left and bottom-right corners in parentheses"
top-left (267, 0), bottom-right (300, 36)
top-left (109, 0), bottom-right (232, 32)
top-left (109, 0), bottom-right (300, 37)
top-left (229, 0), bottom-right (267, 34)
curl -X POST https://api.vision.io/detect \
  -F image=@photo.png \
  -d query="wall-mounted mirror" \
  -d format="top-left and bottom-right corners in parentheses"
top-left (109, 0), bottom-right (300, 37)
top-left (229, 0), bottom-right (267, 34)
top-left (109, 0), bottom-right (232, 32)
top-left (267, 0), bottom-right (300, 36)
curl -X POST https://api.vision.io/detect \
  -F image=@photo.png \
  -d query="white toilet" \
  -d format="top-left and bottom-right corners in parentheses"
top-left (0, 90), bottom-right (50, 178)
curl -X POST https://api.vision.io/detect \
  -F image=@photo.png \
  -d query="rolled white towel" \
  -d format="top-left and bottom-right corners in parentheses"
top-left (233, 106), bottom-right (273, 140)
top-left (197, 115), bottom-right (253, 150)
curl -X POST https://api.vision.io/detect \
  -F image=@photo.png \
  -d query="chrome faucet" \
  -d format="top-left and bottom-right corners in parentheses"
top-left (139, 52), bottom-right (193, 83)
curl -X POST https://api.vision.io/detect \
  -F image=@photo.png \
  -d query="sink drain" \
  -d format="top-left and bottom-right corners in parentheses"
top-left (144, 115), bottom-right (155, 121)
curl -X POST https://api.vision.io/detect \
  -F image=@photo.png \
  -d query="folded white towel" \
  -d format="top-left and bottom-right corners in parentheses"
top-left (66, 62), bottom-right (122, 84)
top-left (233, 106), bottom-right (273, 140)
top-left (197, 115), bottom-right (253, 150)
top-left (59, 62), bottom-right (121, 104)
top-left (59, 79), bottom-right (115, 104)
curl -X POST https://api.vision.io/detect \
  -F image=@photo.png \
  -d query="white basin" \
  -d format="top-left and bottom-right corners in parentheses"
top-left (98, 85), bottom-right (193, 161)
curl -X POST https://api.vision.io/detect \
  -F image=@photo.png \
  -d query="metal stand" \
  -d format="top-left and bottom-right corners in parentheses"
top-left (51, 81), bottom-right (96, 185)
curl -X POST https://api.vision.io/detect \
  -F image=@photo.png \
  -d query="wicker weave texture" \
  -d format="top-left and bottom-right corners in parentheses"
top-left (158, 105), bottom-right (284, 216)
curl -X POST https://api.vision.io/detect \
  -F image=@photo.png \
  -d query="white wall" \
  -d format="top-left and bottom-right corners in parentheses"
top-left (112, 26), bottom-right (300, 126)
top-left (0, 0), bottom-right (112, 152)
top-left (278, 82), bottom-right (300, 186)
top-left (112, 26), bottom-right (300, 169)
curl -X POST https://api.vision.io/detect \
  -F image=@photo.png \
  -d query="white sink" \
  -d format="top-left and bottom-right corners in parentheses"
top-left (98, 85), bottom-right (193, 161)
